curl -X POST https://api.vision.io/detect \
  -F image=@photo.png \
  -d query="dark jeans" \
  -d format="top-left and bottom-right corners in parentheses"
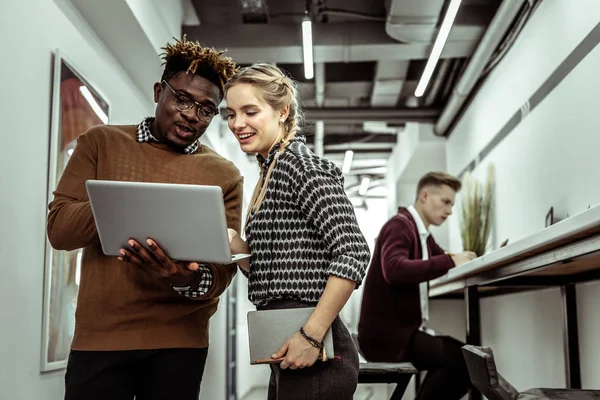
top-left (64, 348), bottom-right (208, 400)
top-left (406, 331), bottom-right (470, 400)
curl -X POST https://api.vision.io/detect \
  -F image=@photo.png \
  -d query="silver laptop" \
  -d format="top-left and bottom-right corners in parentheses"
top-left (85, 180), bottom-right (251, 264)
top-left (247, 307), bottom-right (334, 365)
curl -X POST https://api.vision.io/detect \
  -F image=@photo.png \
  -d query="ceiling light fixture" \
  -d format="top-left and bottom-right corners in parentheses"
top-left (302, 16), bottom-right (314, 80)
top-left (342, 150), bottom-right (354, 173)
top-left (358, 177), bottom-right (371, 196)
top-left (415, 0), bottom-right (463, 97)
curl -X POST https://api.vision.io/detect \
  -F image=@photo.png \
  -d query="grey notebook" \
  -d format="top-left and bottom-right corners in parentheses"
top-left (247, 307), bottom-right (335, 365)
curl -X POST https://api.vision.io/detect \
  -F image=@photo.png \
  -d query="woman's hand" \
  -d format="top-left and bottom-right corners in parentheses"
top-left (227, 229), bottom-right (251, 272)
top-left (227, 229), bottom-right (243, 252)
top-left (272, 331), bottom-right (321, 370)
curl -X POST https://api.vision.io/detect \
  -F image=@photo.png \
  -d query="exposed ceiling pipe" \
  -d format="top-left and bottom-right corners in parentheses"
top-left (438, 57), bottom-right (465, 102)
top-left (315, 63), bottom-right (326, 107)
top-left (423, 58), bottom-right (453, 107)
top-left (304, 108), bottom-right (440, 123)
top-left (434, 0), bottom-right (527, 136)
top-left (314, 121), bottom-right (325, 156)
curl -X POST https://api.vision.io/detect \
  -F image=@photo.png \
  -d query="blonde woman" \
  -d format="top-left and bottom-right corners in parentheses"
top-left (224, 63), bottom-right (370, 399)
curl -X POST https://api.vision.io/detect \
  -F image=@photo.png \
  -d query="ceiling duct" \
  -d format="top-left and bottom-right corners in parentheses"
top-left (240, 0), bottom-right (268, 23)
top-left (183, 22), bottom-right (475, 64)
top-left (385, 0), bottom-right (488, 45)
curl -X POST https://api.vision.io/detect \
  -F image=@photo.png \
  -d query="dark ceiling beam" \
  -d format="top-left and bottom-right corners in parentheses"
top-left (324, 143), bottom-right (395, 151)
top-left (344, 167), bottom-right (388, 176)
top-left (304, 133), bottom-right (397, 145)
top-left (304, 124), bottom-right (405, 135)
top-left (182, 22), bottom-right (476, 64)
top-left (303, 107), bottom-right (440, 123)
top-left (324, 148), bottom-right (393, 155)
top-left (326, 156), bottom-right (389, 167)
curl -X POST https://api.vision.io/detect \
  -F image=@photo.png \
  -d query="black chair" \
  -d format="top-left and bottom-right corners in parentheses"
top-left (462, 345), bottom-right (600, 400)
top-left (353, 334), bottom-right (419, 399)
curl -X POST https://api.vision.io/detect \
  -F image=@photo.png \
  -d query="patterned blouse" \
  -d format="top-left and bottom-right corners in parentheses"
top-left (243, 136), bottom-right (371, 306)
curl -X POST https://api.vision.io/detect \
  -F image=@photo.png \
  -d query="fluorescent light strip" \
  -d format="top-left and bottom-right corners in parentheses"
top-left (302, 18), bottom-right (314, 80)
top-left (79, 86), bottom-right (108, 124)
top-left (414, 0), bottom-right (463, 97)
top-left (75, 250), bottom-right (83, 286)
top-left (342, 150), bottom-right (354, 173)
top-left (358, 177), bottom-right (371, 196)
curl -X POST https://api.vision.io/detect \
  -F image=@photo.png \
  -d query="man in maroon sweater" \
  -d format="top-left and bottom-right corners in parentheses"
top-left (358, 172), bottom-right (476, 400)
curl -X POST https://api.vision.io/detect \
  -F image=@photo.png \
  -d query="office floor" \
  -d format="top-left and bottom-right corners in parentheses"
top-left (240, 385), bottom-right (402, 400)
top-left (240, 385), bottom-right (466, 400)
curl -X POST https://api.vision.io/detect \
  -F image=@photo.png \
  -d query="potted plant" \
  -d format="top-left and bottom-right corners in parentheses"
top-left (460, 164), bottom-right (495, 257)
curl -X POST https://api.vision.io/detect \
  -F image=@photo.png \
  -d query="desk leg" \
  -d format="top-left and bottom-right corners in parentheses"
top-left (465, 286), bottom-right (482, 400)
top-left (561, 284), bottom-right (581, 389)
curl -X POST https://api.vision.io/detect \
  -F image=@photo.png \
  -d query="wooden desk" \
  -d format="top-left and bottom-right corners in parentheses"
top-left (428, 205), bottom-right (600, 400)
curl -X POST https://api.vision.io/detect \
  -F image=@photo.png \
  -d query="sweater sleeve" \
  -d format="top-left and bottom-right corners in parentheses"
top-left (380, 218), bottom-right (454, 284)
top-left (296, 168), bottom-right (370, 286)
top-left (47, 130), bottom-right (99, 251)
top-left (182, 176), bottom-right (243, 300)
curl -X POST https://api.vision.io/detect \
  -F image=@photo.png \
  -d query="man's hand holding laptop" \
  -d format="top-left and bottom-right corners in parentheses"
top-left (118, 238), bottom-right (201, 286)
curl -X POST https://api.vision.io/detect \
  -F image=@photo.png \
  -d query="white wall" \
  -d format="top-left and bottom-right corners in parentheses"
top-left (0, 1), bottom-right (153, 399)
top-left (446, 0), bottom-right (600, 391)
top-left (343, 197), bottom-right (390, 335)
top-left (125, 0), bottom-right (184, 55)
top-left (201, 119), bottom-right (264, 399)
top-left (197, 120), bottom-right (257, 400)
top-left (201, 119), bottom-right (260, 208)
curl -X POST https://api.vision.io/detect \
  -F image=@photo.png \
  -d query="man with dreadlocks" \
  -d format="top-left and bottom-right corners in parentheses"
top-left (47, 37), bottom-right (241, 400)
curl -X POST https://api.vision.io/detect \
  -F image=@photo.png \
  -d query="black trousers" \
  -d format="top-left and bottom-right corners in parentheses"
top-left (406, 331), bottom-right (470, 400)
top-left (261, 300), bottom-right (359, 400)
top-left (64, 348), bottom-right (208, 400)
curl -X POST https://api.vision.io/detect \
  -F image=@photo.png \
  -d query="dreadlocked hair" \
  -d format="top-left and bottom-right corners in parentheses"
top-left (224, 63), bottom-right (305, 231)
top-left (160, 35), bottom-right (238, 96)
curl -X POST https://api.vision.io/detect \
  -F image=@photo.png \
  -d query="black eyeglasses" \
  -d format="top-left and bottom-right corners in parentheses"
top-left (162, 80), bottom-right (219, 122)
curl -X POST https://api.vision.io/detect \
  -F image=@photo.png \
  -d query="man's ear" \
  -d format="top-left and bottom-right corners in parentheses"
top-left (419, 188), bottom-right (428, 203)
top-left (153, 82), bottom-right (162, 103)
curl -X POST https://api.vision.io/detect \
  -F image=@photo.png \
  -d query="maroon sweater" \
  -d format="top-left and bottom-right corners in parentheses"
top-left (358, 207), bottom-right (455, 361)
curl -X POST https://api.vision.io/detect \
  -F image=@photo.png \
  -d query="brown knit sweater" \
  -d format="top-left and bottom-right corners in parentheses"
top-left (47, 124), bottom-right (243, 351)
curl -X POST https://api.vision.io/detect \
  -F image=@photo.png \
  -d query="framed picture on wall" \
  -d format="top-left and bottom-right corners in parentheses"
top-left (41, 50), bottom-right (110, 372)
